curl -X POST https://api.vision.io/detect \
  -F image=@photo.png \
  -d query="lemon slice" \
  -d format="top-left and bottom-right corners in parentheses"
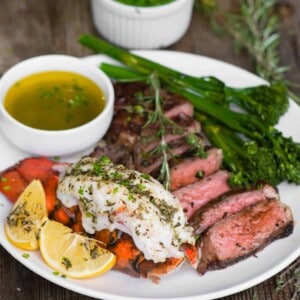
top-left (39, 219), bottom-right (116, 278)
top-left (5, 179), bottom-right (47, 250)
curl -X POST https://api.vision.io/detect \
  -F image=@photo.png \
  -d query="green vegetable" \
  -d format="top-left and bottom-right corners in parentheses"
top-left (79, 34), bottom-right (300, 188)
top-left (114, 0), bottom-right (174, 7)
top-left (80, 34), bottom-right (288, 126)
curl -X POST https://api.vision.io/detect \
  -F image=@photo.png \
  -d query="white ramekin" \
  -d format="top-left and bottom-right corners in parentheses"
top-left (90, 0), bottom-right (194, 49)
top-left (0, 55), bottom-right (114, 157)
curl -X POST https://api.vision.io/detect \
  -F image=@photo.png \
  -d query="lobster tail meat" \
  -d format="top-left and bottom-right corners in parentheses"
top-left (56, 156), bottom-right (195, 264)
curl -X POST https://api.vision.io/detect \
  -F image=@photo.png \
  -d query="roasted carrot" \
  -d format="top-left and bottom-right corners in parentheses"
top-left (94, 229), bottom-right (118, 246)
top-left (71, 208), bottom-right (84, 233)
top-left (0, 169), bottom-right (28, 203)
top-left (108, 233), bottom-right (141, 269)
top-left (53, 207), bottom-right (71, 226)
top-left (17, 157), bottom-right (56, 182)
top-left (42, 174), bottom-right (59, 214)
top-left (72, 223), bottom-right (85, 233)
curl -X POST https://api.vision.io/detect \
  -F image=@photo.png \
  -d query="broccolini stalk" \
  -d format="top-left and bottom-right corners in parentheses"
top-left (195, 112), bottom-right (280, 187)
top-left (79, 34), bottom-right (289, 125)
top-left (183, 89), bottom-right (300, 186)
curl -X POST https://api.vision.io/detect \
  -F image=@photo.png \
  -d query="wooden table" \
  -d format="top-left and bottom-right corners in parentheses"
top-left (0, 1), bottom-right (299, 299)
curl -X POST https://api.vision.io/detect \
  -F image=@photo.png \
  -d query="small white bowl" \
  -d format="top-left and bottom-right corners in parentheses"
top-left (0, 55), bottom-right (114, 157)
top-left (90, 0), bottom-right (194, 49)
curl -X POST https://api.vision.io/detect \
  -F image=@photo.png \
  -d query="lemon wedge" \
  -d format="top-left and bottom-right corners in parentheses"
top-left (4, 179), bottom-right (47, 250)
top-left (39, 219), bottom-right (116, 278)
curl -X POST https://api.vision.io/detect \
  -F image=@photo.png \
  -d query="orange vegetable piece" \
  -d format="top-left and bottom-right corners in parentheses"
top-left (71, 208), bottom-right (85, 233)
top-left (17, 157), bottom-right (56, 182)
top-left (0, 169), bottom-right (28, 203)
top-left (42, 174), bottom-right (59, 214)
top-left (53, 207), bottom-right (71, 226)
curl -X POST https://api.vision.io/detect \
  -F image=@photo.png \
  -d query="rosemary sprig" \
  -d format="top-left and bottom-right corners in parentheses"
top-left (276, 258), bottom-right (300, 299)
top-left (144, 72), bottom-right (175, 190)
top-left (196, 0), bottom-right (300, 105)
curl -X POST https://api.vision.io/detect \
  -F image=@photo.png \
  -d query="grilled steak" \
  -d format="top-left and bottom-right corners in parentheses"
top-left (197, 199), bottom-right (294, 274)
top-left (106, 82), bottom-right (198, 149)
top-left (189, 184), bottom-right (279, 234)
top-left (172, 170), bottom-right (231, 218)
top-left (89, 141), bottom-right (134, 169)
top-left (170, 148), bottom-right (223, 191)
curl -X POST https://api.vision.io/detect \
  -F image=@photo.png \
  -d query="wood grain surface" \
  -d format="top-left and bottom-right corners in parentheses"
top-left (0, 0), bottom-right (299, 299)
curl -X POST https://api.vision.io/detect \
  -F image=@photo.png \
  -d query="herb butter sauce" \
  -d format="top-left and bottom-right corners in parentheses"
top-left (4, 71), bottom-right (106, 130)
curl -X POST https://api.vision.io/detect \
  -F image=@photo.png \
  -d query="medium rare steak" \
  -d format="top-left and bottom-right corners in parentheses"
top-left (170, 148), bottom-right (223, 191)
top-left (189, 184), bottom-right (279, 234)
top-left (197, 199), bottom-right (294, 274)
top-left (172, 170), bottom-right (231, 218)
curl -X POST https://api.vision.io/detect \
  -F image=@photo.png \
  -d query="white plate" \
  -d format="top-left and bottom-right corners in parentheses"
top-left (0, 51), bottom-right (299, 300)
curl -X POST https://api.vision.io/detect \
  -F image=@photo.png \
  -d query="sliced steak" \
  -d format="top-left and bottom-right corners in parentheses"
top-left (172, 170), bottom-right (231, 219)
top-left (190, 184), bottom-right (279, 234)
top-left (197, 199), bottom-right (294, 274)
top-left (107, 82), bottom-right (197, 149)
top-left (140, 120), bottom-right (201, 154)
top-left (89, 141), bottom-right (134, 169)
top-left (170, 148), bottom-right (223, 191)
top-left (135, 141), bottom-right (192, 175)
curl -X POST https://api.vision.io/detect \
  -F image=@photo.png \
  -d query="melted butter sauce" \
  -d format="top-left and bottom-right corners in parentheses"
top-left (4, 71), bottom-right (106, 130)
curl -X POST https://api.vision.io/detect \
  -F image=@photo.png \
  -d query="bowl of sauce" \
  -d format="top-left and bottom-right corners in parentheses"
top-left (0, 55), bottom-right (114, 156)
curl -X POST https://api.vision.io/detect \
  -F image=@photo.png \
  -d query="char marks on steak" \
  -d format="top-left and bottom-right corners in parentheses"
top-left (197, 199), bottom-right (294, 274)
top-left (189, 184), bottom-right (279, 234)
top-left (172, 170), bottom-right (231, 219)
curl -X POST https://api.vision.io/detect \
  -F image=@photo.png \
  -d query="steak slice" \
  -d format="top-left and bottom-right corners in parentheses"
top-left (89, 141), bottom-right (134, 169)
top-left (172, 170), bottom-right (231, 219)
top-left (190, 184), bottom-right (279, 234)
top-left (170, 148), bottom-right (223, 191)
top-left (197, 199), bottom-right (294, 274)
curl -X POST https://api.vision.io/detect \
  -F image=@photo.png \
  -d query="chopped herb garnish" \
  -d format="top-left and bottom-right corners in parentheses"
top-left (1, 177), bottom-right (7, 182)
top-left (22, 253), bottom-right (30, 259)
top-left (186, 133), bottom-right (207, 158)
top-left (98, 156), bottom-right (111, 165)
top-left (3, 186), bottom-right (11, 190)
top-left (90, 245), bottom-right (100, 259)
top-left (53, 271), bottom-right (60, 276)
top-left (85, 211), bottom-right (93, 218)
top-left (196, 170), bottom-right (204, 178)
top-left (61, 257), bottom-right (72, 270)
top-left (137, 183), bottom-right (146, 191)
top-left (113, 187), bottom-right (119, 194)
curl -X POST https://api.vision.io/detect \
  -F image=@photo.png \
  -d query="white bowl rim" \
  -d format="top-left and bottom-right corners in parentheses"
top-left (97, 0), bottom-right (192, 16)
top-left (0, 54), bottom-right (115, 137)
